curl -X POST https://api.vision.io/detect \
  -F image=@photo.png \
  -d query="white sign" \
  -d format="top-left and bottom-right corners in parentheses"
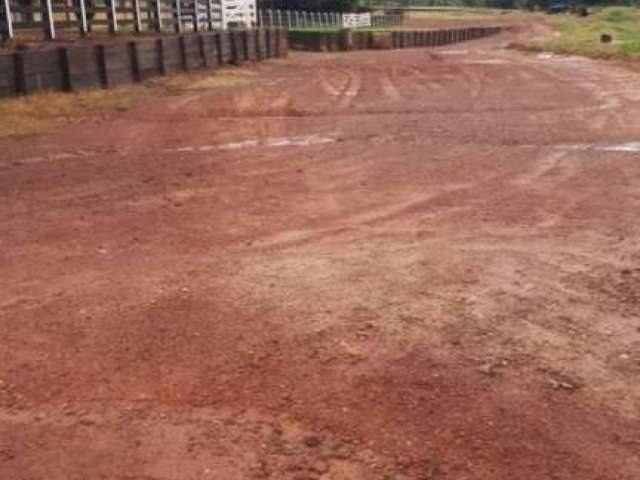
top-left (341, 13), bottom-right (371, 29)
top-left (217, 0), bottom-right (257, 29)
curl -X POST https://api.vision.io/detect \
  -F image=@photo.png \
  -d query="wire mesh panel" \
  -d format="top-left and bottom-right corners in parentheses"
top-left (255, 8), bottom-right (400, 31)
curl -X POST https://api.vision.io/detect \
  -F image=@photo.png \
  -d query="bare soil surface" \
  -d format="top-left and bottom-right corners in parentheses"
top-left (1, 22), bottom-right (640, 480)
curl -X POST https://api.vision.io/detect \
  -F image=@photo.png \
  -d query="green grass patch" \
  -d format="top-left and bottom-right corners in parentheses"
top-left (602, 8), bottom-right (631, 22)
top-left (530, 7), bottom-right (640, 59)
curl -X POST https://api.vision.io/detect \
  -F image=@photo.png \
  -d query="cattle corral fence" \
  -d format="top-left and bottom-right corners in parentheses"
top-left (257, 10), bottom-right (403, 29)
top-left (1, 0), bottom-right (256, 39)
top-left (1, 2), bottom-right (403, 42)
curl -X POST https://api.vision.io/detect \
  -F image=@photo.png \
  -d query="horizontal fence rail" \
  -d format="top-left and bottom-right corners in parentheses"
top-left (1, 0), bottom-right (258, 40)
top-left (1, 3), bottom-right (405, 41)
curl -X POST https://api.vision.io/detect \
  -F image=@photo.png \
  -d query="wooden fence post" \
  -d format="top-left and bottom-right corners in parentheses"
top-left (59, 47), bottom-right (72, 91)
top-left (156, 37), bottom-right (166, 74)
top-left (42, 0), bottom-right (56, 39)
top-left (14, 52), bottom-right (26, 94)
top-left (174, 0), bottom-right (183, 33)
top-left (193, 0), bottom-right (200, 32)
top-left (206, 0), bottom-right (214, 30)
top-left (2, 0), bottom-right (14, 39)
top-left (129, 41), bottom-right (141, 82)
top-left (154, 0), bottom-right (162, 32)
top-left (97, 44), bottom-right (108, 87)
top-left (106, 0), bottom-right (118, 34)
top-left (133, 0), bottom-right (142, 33)
top-left (179, 35), bottom-right (187, 69)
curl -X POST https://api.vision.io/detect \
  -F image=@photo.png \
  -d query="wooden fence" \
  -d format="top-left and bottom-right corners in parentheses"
top-left (288, 26), bottom-right (501, 52)
top-left (0, 27), bottom-right (288, 97)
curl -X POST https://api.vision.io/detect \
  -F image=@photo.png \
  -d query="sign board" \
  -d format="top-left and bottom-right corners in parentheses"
top-left (218, 0), bottom-right (256, 29)
top-left (341, 13), bottom-right (371, 29)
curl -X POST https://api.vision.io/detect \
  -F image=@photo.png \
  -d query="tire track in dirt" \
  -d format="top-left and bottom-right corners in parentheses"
top-left (520, 55), bottom-right (640, 136)
top-left (318, 69), bottom-right (344, 98)
top-left (380, 68), bottom-right (403, 101)
top-left (336, 68), bottom-right (363, 111)
top-left (388, 65), bottom-right (443, 94)
top-left (401, 65), bottom-right (445, 91)
top-left (511, 150), bottom-right (568, 186)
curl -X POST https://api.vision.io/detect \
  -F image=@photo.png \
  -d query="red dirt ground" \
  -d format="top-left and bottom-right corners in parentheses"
top-left (1, 21), bottom-right (640, 480)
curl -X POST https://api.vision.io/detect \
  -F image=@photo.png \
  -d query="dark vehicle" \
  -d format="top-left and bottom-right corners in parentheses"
top-left (548, 3), bottom-right (568, 14)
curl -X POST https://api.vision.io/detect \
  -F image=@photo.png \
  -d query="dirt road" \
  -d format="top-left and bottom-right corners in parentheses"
top-left (1, 26), bottom-right (640, 480)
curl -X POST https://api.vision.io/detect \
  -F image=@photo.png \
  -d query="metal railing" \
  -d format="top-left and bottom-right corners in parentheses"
top-left (1, 2), bottom-right (405, 42)
top-left (256, 8), bottom-right (403, 29)
top-left (1, 0), bottom-right (246, 40)
top-left (258, 9), bottom-right (339, 29)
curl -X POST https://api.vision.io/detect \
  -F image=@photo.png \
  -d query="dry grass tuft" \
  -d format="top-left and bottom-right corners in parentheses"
top-left (0, 69), bottom-right (255, 138)
top-left (0, 88), bottom-right (137, 138)
top-left (147, 70), bottom-right (253, 95)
